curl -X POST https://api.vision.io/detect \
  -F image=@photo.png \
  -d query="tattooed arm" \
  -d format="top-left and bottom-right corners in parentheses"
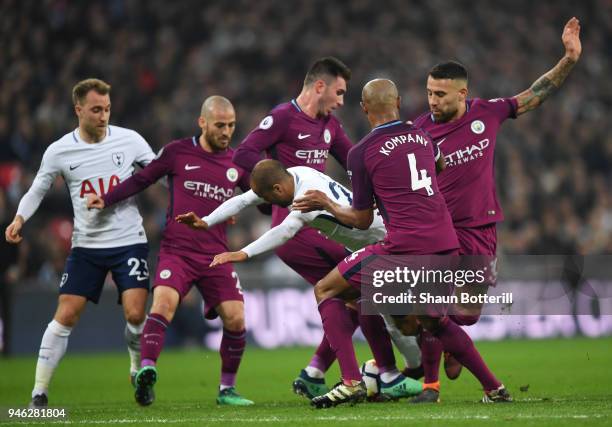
top-left (514, 17), bottom-right (582, 116)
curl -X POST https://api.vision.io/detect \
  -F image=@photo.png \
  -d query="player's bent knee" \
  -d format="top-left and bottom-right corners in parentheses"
top-left (54, 307), bottom-right (82, 327)
top-left (55, 295), bottom-right (87, 327)
top-left (124, 310), bottom-right (146, 326)
top-left (223, 314), bottom-right (245, 332)
top-left (313, 281), bottom-right (328, 302)
top-left (218, 302), bottom-right (245, 331)
top-left (314, 280), bottom-right (339, 303)
top-left (151, 301), bottom-right (176, 320)
top-left (450, 314), bottom-right (480, 326)
top-left (54, 312), bottom-right (80, 328)
top-left (151, 286), bottom-right (179, 319)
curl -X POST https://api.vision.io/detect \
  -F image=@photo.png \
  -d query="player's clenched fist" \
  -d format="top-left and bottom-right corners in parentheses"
top-left (175, 211), bottom-right (209, 230)
top-left (86, 194), bottom-right (105, 209)
top-left (5, 215), bottom-right (24, 244)
top-left (562, 17), bottom-right (581, 63)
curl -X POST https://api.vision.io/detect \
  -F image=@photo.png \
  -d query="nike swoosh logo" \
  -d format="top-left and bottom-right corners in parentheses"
top-left (185, 164), bottom-right (201, 170)
top-left (297, 133), bottom-right (311, 140)
top-left (436, 138), bottom-right (447, 145)
top-left (70, 164), bottom-right (82, 170)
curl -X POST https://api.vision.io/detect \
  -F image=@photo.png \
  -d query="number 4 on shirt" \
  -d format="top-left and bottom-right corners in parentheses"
top-left (408, 153), bottom-right (434, 196)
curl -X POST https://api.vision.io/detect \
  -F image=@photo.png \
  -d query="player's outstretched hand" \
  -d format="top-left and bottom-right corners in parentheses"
top-left (86, 194), bottom-right (105, 209)
top-left (562, 17), bottom-right (581, 63)
top-left (5, 216), bottom-right (24, 244)
top-left (210, 251), bottom-right (248, 267)
top-left (175, 212), bottom-right (209, 230)
top-left (292, 190), bottom-right (332, 213)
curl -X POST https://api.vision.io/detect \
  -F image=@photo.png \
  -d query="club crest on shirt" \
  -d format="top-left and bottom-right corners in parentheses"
top-left (160, 269), bottom-right (172, 279)
top-left (470, 120), bottom-right (485, 134)
top-left (226, 167), bottom-right (239, 182)
top-left (259, 115), bottom-right (273, 130)
top-left (112, 152), bottom-right (125, 167)
top-left (323, 129), bottom-right (331, 144)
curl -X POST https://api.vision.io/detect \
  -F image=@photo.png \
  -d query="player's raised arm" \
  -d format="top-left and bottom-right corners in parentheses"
top-left (513, 17), bottom-right (581, 116)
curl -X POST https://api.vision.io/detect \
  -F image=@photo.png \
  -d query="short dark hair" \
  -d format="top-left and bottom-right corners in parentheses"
top-left (72, 78), bottom-right (111, 105)
top-left (251, 159), bottom-right (291, 193)
top-left (428, 61), bottom-right (468, 82)
top-left (304, 56), bottom-right (351, 86)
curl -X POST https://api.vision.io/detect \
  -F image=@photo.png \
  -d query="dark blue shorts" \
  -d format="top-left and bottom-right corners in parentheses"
top-left (59, 243), bottom-right (150, 304)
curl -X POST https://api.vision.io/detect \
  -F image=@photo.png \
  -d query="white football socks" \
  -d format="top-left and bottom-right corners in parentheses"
top-left (382, 314), bottom-right (422, 368)
top-left (380, 368), bottom-right (401, 383)
top-left (125, 321), bottom-right (145, 374)
top-left (304, 366), bottom-right (325, 379)
top-left (32, 320), bottom-right (72, 398)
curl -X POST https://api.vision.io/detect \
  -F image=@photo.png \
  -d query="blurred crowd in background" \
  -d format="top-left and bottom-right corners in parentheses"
top-left (1, 0), bottom-right (610, 288)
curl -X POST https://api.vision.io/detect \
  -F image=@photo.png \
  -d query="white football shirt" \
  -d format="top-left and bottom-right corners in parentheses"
top-left (204, 166), bottom-right (386, 257)
top-left (16, 125), bottom-right (155, 248)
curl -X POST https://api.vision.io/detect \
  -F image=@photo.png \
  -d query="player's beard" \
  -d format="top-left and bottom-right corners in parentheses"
top-left (432, 108), bottom-right (457, 124)
top-left (205, 134), bottom-right (230, 152)
top-left (84, 123), bottom-right (106, 142)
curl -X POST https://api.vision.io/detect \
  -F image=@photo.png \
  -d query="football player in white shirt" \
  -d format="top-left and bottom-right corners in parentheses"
top-left (4, 79), bottom-right (156, 408)
top-left (176, 159), bottom-right (422, 377)
top-left (177, 160), bottom-right (386, 262)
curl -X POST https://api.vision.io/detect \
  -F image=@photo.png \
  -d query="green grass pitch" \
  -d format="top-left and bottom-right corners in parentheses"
top-left (1, 337), bottom-right (611, 426)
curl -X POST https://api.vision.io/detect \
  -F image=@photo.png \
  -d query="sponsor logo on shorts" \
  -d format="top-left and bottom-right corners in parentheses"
top-left (226, 168), bottom-right (239, 182)
top-left (471, 120), bottom-right (485, 134)
top-left (160, 269), bottom-right (172, 279)
top-left (59, 273), bottom-right (68, 288)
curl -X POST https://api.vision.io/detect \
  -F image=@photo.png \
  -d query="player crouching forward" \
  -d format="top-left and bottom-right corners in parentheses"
top-left (88, 96), bottom-right (253, 406)
top-left (177, 159), bottom-right (424, 403)
top-left (177, 159), bottom-right (387, 264)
